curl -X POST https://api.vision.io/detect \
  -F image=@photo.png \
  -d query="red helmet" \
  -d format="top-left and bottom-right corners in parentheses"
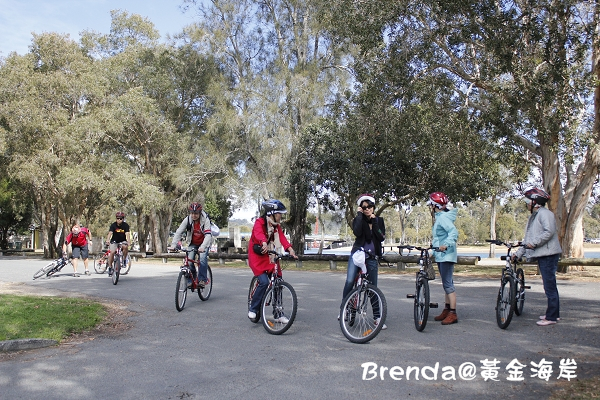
top-left (427, 192), bottom-right (449, 208)
top-left (524, 188), bottom-right (550, 205)
top-left (116, 211), bottom-right (125, 218)
top-left (189, 202), bottom-right (202, 212)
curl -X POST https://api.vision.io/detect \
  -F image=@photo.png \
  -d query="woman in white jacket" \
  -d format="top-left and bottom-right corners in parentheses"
top-left (513, 188), bottom-right (562, 326)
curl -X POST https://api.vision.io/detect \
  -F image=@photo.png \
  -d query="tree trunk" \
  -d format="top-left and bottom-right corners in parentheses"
top-left (489, 196), bottom-right (497, 258)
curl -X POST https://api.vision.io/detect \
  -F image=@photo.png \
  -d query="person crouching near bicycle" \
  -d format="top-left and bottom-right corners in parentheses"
top-left (512, 188), bottom-right (562, 326)
top-left (427, 192), bottom-right (459, 325)
top-left (247, 199), bottom-right (297, 322)
top-left (170, 202), bottom-right (213, 287)
top-left (106, 211), bottom-right (132, 276)
top-left (62, 223), bottom-right (92, 277)
top-left (340, 194), bottom-right (387, 329)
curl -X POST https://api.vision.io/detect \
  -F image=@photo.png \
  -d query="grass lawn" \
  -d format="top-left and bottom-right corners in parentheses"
top-left (0, 294), bottom-right (106, 342)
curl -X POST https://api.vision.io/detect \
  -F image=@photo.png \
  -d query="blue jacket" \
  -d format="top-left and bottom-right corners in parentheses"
top-left (431, 208), bottom-right (458, 263)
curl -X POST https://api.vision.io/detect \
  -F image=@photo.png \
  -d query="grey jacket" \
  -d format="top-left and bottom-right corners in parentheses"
top-left (172, 211), bottom-right (213, 252)
top-left (515, 206), bottom-right (562, 260)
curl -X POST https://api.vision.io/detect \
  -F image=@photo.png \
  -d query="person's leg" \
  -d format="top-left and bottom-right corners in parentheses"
top-left (71, 246), bottom-right (81, 274)
top-left (108, 242), bottom-right (117, 274)
top-left (81, 244), bottom-right (90, 273)
top-left (198, 250), bottom-right (209, 283)
top-left (249, 273), bottom-right (269, 313)
top-left (341, 256), bottom-right (360, 306)
top-left (438, 262), bottom-right (457, 324)
top-left (187, 246), bottom-right (199, 280)
top-left (122, 243), bottom-right (129, 266)
top-left (538, 254), bottom-right (560, 321)
top-left (365, 257), bottom-right (383, 321)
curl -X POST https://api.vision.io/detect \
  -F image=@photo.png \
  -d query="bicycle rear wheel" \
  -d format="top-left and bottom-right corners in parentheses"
top-left (33, 261), bottom-right (57, 280)
top-left (261, 281), bottom-right (297, 335)
top-left (414, 275), bottom-right (430, 332)
top-left (112, 257), bottom-right (120, 285)
top-left (247, 276), bottom-right (261, 323)
top-left (121, 254), bottom-right (132, 275)
top-left (340, 284), bottom-right (387, 344)
top-left (94, 253), bottom-right (107, 274)
top-left (514, 268), bottom-right (525, 316)
top-left (496, 276), bottom-right (516, 329)
top-left (175, 270), bottom-right (188, 311)
top-left (198, 266), bottom-right (213, 300)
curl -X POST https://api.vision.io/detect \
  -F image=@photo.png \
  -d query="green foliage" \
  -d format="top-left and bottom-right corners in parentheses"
top-left (0, 294), bottom-right (105, 341)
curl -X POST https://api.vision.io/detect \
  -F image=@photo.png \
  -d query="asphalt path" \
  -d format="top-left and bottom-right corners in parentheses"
top-left (1, 257), bottom-right (599, 399)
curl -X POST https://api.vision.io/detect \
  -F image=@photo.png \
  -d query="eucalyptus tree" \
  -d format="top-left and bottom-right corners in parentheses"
top-left (183, 0), bottom-right (355, 253)
top-left (82, 11), bottom-right (228, 252)
top-left (0, 33), bottom-right (107, 256)
top-left (322, 0), bottom-right (600, 258)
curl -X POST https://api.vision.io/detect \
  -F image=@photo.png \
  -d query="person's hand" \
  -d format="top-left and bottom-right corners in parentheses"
top-left (525, 243), bottom-right (535, 249)
top-left (261, 242), bottom-right (268, 254)
top-left (357, 207), bottom-right (363, 213)
top-left (288, 249), bottom-right (298, 259)
top-left (438, 245), bottom-right (447, 252)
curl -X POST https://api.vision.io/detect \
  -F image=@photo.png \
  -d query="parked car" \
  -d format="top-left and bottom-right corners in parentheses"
top-left (590, 238), bottom-right (600, 244)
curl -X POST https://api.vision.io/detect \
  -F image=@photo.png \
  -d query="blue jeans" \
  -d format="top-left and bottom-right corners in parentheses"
top-left (537, 254), bottom-right (560, 321)
top-left (437, 262), bottom-right (455, 294)
top-left (249, 273), bottom-right (269, 313)
top-left (187, 245), bottom-right (208, 282)
top-left (341, 254), bottom-right (381, 318)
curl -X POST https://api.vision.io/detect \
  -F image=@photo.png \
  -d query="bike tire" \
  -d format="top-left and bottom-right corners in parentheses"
top-left (261, 281), bottom-right (297, 335)
top-left (514, 268), bottom-right (525, 316)
top-left (339, 284), bottom-right (387, 344)
top-left (247, 276), bottom-right (261, 323)
top-left (496, 276), bottom-right (516, 329)
top-left (33, 261), bottom-right (57, 280)
top-left (198, 266), bottom-right (213, 301)
top-left (94, 253), bottom-right (107, 274)
top-left (112, 257), bottom-right (120, 285)
top-left (414, 274), bottom-right (430, 332)
top-left (46, 259), bottom-right (68, 277)
top-left (120, 254), bottom-right (132, 275)
top-left (175, 270), bottom-right (188, 311)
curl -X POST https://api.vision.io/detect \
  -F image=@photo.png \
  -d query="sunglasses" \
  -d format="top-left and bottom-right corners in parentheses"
top-left (116, 217), bottom-right (123, 220)
top-left (361, 205), bottom-right (374, 210)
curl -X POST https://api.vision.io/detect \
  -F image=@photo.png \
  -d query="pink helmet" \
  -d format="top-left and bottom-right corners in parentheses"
top-left (524, 188), bottom-right (550, 206)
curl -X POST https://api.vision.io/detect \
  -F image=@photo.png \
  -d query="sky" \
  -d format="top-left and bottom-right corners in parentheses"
top-left (0, 0), bottom-right (198, 57)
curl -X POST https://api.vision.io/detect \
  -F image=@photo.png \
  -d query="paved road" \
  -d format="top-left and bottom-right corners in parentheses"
top-left (1, 257), bottom-right (599, 399)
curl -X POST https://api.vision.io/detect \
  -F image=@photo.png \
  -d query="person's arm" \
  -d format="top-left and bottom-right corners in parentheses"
top-left (352, 213), bottom-right (363, 237)
top-left (372, 216), bottom-right (385, 242)
top-left (62, 234), bottom-right (71, 257)
top-left (252, 218), bottom-right (269, 253)
top-left (277, 228), bottom-right (297, 258)
top-left (529, 209), bottom-right (556, 248)
top-left (171, 218), bottom-right (188, 248)
top-left (199, 214), bottom-right (212, 253)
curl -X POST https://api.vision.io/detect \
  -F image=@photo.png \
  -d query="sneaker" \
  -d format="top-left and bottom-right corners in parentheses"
top-left (539, 315), bottom-right (560, 321)
top-left (73, 273), bottom-right (80, 277)
top-left (275, 315), bottom-right (289, 324)
top-left (537, 319), bottom-right (557, 326)
top-left (248, 311), bottom-right (257, 319)
top-left (199, 280), bottom-right (209, 288)
top-left (84, 270), bottom-right (90, 275)
top-left (374, 318), bottom-right (387, 330)
top-left (441, 311), bottom-right (458, 325)
top-left (108, 268), bottom-right (113, 276)
top-left (337, 314), bottom-right (340, 321)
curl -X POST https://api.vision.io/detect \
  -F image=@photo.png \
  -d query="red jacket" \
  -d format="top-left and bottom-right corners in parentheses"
top-left (248, 217), bottom-right (292, 276)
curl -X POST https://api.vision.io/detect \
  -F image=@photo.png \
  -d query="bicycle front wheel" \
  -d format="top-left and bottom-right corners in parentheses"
top-left (414, 275), bottom-right (430, 332)
top-left (198, 266), bottom-right (213, 301)
top-left (112, 258), bottom-right (120, 285)
top-left (247, 276), bottom-right (261, 323)
top-left (33, 261), bottom-right (57, 280)
top-left (121, 254), bottom-right (132, 275)
top-left (340, 284), bottom-right (387, 344)
top-left (261, 281), bottom-right (297, 335)
top-left (175, 270), bottom-right (188, 311)
top-left (514, 268), bottom-right (525, 316)
top-left (94, 253), bottom-right (107, 274)
top-left (496, 277), bottom-right (516, 329)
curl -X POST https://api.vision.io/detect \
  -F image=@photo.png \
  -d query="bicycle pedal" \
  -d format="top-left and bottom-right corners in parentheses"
top-left (429, 302), bottom-right (439, 308)
top-left (406, 294), bottom-right (415, 298)
top-left (524, 286), bottom-right (531, 289)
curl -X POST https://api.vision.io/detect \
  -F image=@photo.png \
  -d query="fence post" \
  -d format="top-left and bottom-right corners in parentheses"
top-left (329, 260), bottom-right (337, 270)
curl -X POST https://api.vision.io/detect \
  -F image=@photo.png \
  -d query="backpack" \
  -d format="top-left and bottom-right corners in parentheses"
top-left (186, 214), bottom-right (220, 237)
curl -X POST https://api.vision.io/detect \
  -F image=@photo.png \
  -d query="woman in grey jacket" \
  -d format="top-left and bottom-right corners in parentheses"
top-left (513, 188), bottom-right (562, 326)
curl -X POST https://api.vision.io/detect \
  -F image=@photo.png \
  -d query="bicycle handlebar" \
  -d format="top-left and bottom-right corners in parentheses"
top-left (266, 250), bottom-right (296, 260)
top-left (485, 239), bottom-right (524, 249)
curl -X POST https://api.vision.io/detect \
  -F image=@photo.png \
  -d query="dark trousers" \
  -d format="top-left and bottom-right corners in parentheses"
top-left (538, 254), bottom-right (560, 321)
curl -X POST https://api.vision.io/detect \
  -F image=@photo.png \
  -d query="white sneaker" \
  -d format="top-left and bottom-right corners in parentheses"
top-left (374, 318), bottom-right (387, 330)
top-left (275, 315), bottom-right (289, 324)
top-left (539, 315), bottom-right (560, 321)
top-left (248, 311), bottom-right (256, 319)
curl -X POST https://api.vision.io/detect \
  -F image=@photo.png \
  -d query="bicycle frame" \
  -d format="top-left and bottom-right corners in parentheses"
top-left (404, 245), bottom-right (439, 332)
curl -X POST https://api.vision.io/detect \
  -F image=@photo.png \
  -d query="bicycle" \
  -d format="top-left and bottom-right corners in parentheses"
top-left (339, 251), bottom-right (387, 343)
top-left (108, 242), bottom-right (131, 285)
top-left (33, 256), bottom-right (73, 279)
top-left (96, 245), bottom-right (132, 275)
top-left (485, 239), bottom-right (530, 329)
top-left (247, 250), bottom-right (297, 335)
top-left (175, 249), bottom-right (213, 311)
top-left (404, 245), bottom-right (439, 332)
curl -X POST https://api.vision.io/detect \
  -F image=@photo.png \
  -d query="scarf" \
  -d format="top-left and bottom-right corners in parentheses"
top-left (267, 216), bottom-right (283, 263)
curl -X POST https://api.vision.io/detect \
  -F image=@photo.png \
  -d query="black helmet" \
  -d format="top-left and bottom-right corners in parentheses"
top-left (262, 199), bottom-right (287, 216)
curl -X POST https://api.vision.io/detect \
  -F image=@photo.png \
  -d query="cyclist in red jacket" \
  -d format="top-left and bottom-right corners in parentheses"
top-left (62, 223), bottom-right (92, 276)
